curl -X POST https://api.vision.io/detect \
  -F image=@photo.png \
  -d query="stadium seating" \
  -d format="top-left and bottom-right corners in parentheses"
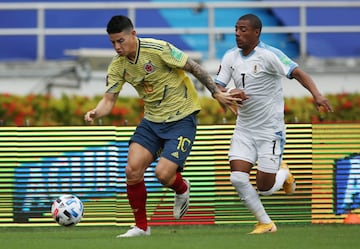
top-left (0, 0), bottom-right (358, 61)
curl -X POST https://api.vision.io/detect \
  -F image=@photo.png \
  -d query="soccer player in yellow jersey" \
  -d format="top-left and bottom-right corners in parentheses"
top-left (84, 15), bottom-right (237, 237)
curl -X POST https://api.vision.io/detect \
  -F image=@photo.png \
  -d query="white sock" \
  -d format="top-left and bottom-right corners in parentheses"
top-left (259, 168), bottom-right (289, 196)
top-left (230, 171), bottom-right (272, 224)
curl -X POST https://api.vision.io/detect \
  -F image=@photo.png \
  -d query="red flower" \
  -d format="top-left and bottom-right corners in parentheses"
top-left (111, 106), bottom-right (130, 116)
top-left (14, 114), bottom-right (25, 126)
top-left (342, 100), bottom-right (353, 109)
top-left (26, 94), bottom-right (35, 102)
top-left (306, 97), bottom-right (314, 103)
top-left (312, 115), bottom-right (319, 123)
top-left (337, 92), bottom-right (348, 101)
top-left (74, 108), bottom-right (83, 115)
top-left (284, 103), bottom-right (290, 113)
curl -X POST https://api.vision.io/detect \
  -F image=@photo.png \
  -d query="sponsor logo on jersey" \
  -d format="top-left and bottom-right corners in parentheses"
top-left (171, 151), bottom-right (179, 159)
top-left (170, 46), bottom-right (183, 61)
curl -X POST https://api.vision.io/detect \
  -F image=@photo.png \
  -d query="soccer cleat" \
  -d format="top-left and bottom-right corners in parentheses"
top-left (281, 162), bottom-right (296, 195)
top-left (116, 226), bottom-right (151, 238)
top-left (173, 179), bottom-right (190, 219)
top-left (248, 222), bottom-right (277, 234)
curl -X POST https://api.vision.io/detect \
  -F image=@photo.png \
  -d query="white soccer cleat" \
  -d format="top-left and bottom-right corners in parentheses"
top-left (116, 226), bottom-right (151, 238)
top-left (173, 179), bottom-right (190, 219)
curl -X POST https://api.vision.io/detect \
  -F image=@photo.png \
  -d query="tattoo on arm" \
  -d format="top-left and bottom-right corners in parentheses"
top-left (183, 58), bottom-right (218, 97)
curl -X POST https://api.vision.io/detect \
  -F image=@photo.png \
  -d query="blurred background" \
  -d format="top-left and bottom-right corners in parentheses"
top-left (0, 0), bottom-right (360, 125)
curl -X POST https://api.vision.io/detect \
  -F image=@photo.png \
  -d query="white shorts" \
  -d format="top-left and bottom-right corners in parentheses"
top-left (228, 129), bottom-right (286, 174)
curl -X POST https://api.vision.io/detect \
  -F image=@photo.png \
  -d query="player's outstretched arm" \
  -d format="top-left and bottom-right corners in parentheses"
top-left (183, 58), bottom-right (239, 114)
top-left (84, 92), bottom-right (119, 124)
top-left (291, 67), bottom-right (333, 112)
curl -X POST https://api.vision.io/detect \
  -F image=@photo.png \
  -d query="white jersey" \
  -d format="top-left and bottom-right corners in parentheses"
top-left (215, 41), bottom-right (298, 134)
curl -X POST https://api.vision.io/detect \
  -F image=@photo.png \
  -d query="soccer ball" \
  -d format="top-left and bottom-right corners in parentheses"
top-left (51, 194), bottom-right (84, 226)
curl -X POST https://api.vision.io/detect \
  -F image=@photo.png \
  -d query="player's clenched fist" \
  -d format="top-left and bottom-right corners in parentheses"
top-left (84, 110), bottom-right (96, 124)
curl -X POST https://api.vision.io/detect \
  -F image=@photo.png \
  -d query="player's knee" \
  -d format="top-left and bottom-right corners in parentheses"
top-left (125, 165), bottom-right (144, 184)
top-left (155, 172), bottom-right (167, 185)
top-left (154, 168), bottom-right (172, 185)
top-left (230, 171), bottom-right (249, 186)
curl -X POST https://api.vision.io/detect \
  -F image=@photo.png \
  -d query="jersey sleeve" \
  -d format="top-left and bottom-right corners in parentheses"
top-left (160, 42), bottom-right (188, 68)
top-left (105, 57), bottom-right (126, 93)
top-left (266, 48), bottom-right (298, 79)
top-left (215, 52), bottom-right (232, 87)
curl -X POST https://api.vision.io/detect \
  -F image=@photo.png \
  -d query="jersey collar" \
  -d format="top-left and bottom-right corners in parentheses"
top-left (127, 38), bottom-right (140, 64)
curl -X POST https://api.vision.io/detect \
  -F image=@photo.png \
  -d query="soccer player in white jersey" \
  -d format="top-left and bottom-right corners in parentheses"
top-left (84, 15), bottom-right (237, 238)
top-left (215, 14), bottom-right (333, 234)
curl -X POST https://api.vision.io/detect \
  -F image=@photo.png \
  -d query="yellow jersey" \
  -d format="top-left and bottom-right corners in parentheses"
top-left (106, 38), bottom-right (201, 123)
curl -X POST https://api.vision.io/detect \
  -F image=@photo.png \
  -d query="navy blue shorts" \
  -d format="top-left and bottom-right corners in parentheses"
top-left (130, 112), bottom-right (198, 170)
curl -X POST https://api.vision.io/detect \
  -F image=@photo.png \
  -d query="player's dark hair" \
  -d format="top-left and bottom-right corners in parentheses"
top-left (106, 15), bottom-right (134, 34)
top-left (239, 13), bottom-right (262, 33)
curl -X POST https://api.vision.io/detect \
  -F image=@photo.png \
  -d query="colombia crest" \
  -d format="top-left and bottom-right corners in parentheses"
top-left (144, 61), bottom-right (155, 74)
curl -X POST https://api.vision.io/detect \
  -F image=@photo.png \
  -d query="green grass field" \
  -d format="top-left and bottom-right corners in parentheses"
top-left (0, 224), bottom-right (359, 249)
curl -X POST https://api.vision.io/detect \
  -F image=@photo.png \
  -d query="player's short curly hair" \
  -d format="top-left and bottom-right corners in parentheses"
top-left (238, 13), bottom-right (262, 32)
top-left (106, 15), bottom-right (134, 34)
